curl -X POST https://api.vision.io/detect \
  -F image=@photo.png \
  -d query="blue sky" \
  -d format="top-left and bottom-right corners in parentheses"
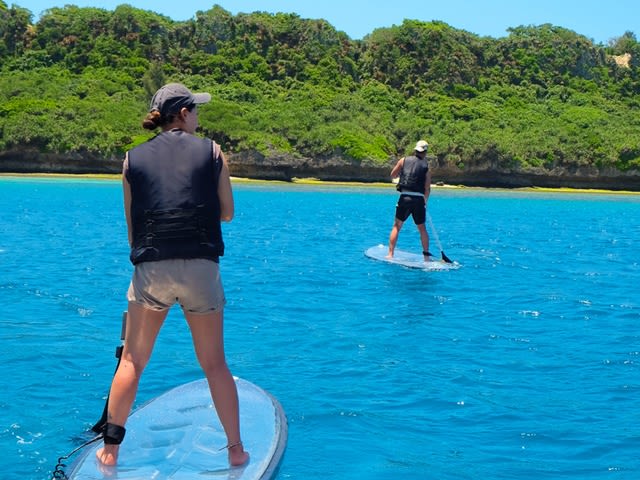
top-left (15, 0), bottom-right (639, 45)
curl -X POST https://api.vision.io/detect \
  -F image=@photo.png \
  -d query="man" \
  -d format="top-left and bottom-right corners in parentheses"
top-left (387, 139), bottom-right (432, 260)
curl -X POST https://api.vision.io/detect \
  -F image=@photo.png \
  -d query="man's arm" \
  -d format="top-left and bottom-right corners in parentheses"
top-left (424, 168), bottom-right (432, 205)
top-left (390, 157), bottom-right (405, 179)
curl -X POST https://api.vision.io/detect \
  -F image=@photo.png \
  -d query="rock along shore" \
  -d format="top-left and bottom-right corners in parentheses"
top-left (1, 148), bottom-right (638, 192)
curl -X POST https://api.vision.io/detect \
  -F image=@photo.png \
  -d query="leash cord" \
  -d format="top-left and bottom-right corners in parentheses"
top-left (51, 434), bottom-right (103, 480)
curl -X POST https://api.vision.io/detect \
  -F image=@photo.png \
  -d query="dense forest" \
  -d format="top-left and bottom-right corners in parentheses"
top-left (1, 2), bottom-right (639, 189)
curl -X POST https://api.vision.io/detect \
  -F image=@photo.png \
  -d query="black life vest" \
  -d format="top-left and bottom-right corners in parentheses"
top-left (126, 130), bottom-right (224, 265)
top-left (396, 155), bottom-right (428, 194)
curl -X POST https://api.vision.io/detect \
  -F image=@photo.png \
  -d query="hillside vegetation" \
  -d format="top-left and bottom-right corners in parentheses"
top-left (1, 2), bottom-right (639, 189)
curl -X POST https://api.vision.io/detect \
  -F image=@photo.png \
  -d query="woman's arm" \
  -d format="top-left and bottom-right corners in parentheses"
top-left (217, 152), bottom-right (234, 222)
top-left (122, 154), bottom-right (133, 246)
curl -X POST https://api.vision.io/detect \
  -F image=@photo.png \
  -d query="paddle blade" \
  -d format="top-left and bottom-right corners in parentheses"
top-left (441, 251), bottom-right (453, 264)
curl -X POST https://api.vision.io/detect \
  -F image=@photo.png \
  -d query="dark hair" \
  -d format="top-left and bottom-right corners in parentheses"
top-left (141, 104), bottom-right (196, 130)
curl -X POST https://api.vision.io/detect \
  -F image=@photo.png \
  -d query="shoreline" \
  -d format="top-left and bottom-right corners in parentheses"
top-left (1, 172), bottom-right (638, 196)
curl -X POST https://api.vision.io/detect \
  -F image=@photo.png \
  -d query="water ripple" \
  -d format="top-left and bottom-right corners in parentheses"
top-left (1, 180), bottom-right (639, 479)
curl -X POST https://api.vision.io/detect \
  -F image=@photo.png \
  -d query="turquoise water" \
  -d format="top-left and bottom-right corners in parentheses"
top-left (1, 177), bottom-right (639, 479)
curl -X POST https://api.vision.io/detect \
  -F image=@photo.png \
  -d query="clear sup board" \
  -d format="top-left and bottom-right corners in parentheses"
top-left (365, 244), bottom-right (459, 270)
top-left (67, 377), bottom-right (287, 480)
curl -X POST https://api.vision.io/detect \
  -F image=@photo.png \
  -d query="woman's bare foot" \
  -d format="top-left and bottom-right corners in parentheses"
top-left (228, 442), bottom-right (249, 467)
top-left (96, 445), bottom-right (119, 466)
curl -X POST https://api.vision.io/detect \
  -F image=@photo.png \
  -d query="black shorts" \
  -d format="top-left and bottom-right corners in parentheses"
top-left (394, 194), bottom-right (426, 225)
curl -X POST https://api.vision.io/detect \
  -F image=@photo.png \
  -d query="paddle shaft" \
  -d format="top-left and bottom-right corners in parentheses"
top-left (426, 212), bottom-right (453, 263)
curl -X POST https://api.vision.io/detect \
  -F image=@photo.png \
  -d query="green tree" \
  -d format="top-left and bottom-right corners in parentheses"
top-left (0, 3), bottom-right (638, 187)
top-left (0, 4), bottom-right (32, 58)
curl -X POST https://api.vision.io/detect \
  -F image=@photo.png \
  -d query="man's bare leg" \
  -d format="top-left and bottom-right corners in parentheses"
top-left (417, 223), bottom-right (431, 261)
top-left (387, 218), bottom-right (404, 258)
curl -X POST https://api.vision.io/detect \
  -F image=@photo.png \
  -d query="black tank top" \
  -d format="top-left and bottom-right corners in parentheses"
top-left (126, 130), bottom-right (224, 264)
top-left (397, 155), bottom-right (428, 194)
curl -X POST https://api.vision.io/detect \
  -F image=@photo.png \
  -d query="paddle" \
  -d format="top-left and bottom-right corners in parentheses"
top-left (91, 311), bottom-right (127, 433)
top-left (52, 312), bottom-right (127, 478)
top-left (53, 313), bottom-right (125, 479)
top-left (426, 212), bottom-right (453, 263)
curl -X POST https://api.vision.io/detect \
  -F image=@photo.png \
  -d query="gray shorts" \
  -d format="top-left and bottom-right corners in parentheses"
top-left (127, 258), bottom-right (226, 314)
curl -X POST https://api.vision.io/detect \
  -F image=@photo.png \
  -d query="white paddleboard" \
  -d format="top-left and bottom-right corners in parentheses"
top-left (365, 244), bottom-right (459, 270)
top-left (67, 377), bottom-right (287, 480)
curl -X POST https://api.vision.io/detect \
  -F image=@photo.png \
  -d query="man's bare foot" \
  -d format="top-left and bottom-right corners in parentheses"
top-left (96, 445), bottom-right (119, 466)
top-left (385, 252), bottom-right (394, 259)
top-left (228, 442), bottom-right (249, 467)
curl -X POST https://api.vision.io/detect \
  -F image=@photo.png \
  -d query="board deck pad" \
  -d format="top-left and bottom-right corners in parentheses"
top-left (365, 244), bottom-right (459, 270)
top-left (67, 377), bottom-right (287, 480)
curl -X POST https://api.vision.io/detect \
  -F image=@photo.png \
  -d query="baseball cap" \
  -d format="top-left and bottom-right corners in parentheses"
top-left (150, 83), bottom-right (211, 116)
top-left (414, 140), bottom-right (429, 152)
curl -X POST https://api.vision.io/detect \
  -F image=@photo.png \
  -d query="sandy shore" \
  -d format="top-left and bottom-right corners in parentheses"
top-left (1, 172), bottom-right (638, 196)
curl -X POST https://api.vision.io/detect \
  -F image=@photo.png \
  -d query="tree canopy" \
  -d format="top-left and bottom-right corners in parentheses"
top-left (0, 4), bottom-right (639, 186)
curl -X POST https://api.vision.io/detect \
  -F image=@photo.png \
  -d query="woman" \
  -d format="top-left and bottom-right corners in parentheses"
top-left (96, 83), bottom-right (249, 467)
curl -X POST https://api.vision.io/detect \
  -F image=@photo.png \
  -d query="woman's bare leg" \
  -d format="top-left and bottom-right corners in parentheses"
top-left (185, 308), bottom-right (249, 466)
top-left (96, 302), bottom-right (167, 465)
